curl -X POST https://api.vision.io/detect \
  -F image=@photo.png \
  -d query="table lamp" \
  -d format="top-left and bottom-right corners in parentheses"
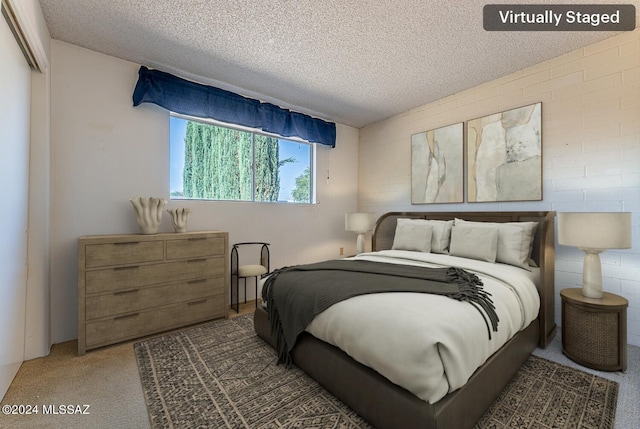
top-left (345, 213), bottom-right (375, 254)
top-left (558, 212), bottom-right (632, 298)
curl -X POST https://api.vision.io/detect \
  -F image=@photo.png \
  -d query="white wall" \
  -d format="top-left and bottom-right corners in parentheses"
top-left (0, 13), bottom-right (31, 399)
top-left (49, 40), bottom-right (360, 344)
top-left (359, 30), bottom-right (640, 346)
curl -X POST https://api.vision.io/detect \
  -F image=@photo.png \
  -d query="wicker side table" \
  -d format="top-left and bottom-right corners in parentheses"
top-left (561, 288), bottom-right (627, 372)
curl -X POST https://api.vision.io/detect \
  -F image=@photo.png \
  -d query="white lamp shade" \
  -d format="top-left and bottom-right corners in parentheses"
top-left (558, 212), bottom-right (632, 250)
top-left (345, 213), bottom-right (375, 233)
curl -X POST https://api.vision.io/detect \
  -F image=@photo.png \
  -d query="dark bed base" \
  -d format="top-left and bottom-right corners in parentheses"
top-left (255, 211), bottom-right (556, 429)
top-left (255, 307), bottom-right (538, 429)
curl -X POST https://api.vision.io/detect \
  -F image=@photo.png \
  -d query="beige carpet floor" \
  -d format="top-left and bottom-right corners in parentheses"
top-left (0, 304), bottom-right (258, 429)
top-left (1, 340), bottom-right (150, 429)
top-left (1, 309), bottom-right (638, 429)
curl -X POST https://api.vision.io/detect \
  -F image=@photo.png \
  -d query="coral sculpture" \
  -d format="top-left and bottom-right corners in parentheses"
top-left (167, 208), bottom-right (191, 233)
top-left (130, 197), bottom-right (167, 234)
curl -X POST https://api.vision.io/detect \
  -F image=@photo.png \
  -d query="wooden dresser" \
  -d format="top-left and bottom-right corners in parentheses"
top-left (78, 231), bottom-right (228, 355)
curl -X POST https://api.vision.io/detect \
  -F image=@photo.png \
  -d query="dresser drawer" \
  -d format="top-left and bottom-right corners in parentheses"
top-left (85, 277), bottom-right (225, 320)
top-left (166, 236), bottom-right (226, 259)
top-left (85, 256), bottom-right (225, 294)
top-left (85, 295), bottom-right (226, 348)
top-left (85, 241), bottom-right (164, 268)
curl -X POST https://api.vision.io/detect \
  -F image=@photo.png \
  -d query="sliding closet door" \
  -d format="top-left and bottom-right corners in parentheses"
top-left (0, 10), bottom-right (31, 399)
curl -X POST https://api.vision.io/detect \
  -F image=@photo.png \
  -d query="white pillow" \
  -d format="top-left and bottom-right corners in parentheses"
top-left (395, 219), bottom-right (453, 253)
top-left (454, 219), bottom-right (538, 268)
top-left (449, 224), bottom-right (499, 263)
top-left (425, 219), bottom-right (454, 253)
top-left (392, 223), bottom-right (433, 253)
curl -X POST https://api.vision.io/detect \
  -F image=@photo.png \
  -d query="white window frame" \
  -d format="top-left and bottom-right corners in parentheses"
top-left (170, 113), bottom-right (316, 204)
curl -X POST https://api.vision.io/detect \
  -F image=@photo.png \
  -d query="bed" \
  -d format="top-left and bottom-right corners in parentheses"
top-left (254, 211), bottom-right (556, 429)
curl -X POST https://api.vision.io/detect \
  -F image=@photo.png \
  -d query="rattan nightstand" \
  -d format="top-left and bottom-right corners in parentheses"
top-left (561, 288), bottom-right (627, 372)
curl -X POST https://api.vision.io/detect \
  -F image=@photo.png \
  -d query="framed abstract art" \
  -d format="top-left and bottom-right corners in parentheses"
top-left (411, 122), bottom-right (463, 204)
top-left (466, 102), bottom-right (542, 202)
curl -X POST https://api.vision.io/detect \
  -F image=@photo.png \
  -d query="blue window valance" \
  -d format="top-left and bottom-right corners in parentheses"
top-left (132, 66), bottom-right (336, 147)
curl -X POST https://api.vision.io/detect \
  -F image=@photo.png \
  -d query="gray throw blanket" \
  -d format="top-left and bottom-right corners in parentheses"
top-left (262, 259), bottom-right (498, 366)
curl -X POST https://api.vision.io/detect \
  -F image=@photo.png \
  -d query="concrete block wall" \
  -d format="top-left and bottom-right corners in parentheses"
top-left (358, 30), bottom-right (640, 346)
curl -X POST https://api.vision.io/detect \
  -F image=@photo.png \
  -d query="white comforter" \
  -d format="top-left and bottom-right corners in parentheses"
top-left (304, 250), bottom-right (540, 404)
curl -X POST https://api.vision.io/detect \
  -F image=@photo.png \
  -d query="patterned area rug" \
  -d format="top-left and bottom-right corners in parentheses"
top-left (477, 354), bottom-right (618, 428)
top-left (134, 315), bottom-right (618, 429)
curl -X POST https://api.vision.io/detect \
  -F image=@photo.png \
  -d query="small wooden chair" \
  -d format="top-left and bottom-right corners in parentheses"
top-left (230, 242), bottom-right (270, 313)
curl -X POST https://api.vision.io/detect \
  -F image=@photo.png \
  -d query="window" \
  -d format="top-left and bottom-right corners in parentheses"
top-left (170, 115), bottom-right (314, 203)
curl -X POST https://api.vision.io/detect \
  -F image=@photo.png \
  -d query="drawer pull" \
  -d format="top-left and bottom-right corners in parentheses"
top-left (113, 265), bottom-right (139, 271)
top-left (188, 237), bottom-right (207, 241)
top-left (187, 258), bottom-right (207, 263)
top-left (188, 299), bottom-right (207, 306)
top-left (113, 312), bottom-right (140, 320)
top-left (113, 241), bottom-right (140, 246)
top-left (114, 289), bottom-right (139, 296)
top-left (188, 279), bottom-right (207, 285)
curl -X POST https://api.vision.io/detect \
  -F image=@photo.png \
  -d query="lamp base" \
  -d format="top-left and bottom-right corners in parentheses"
top-left (356, 233), bottom-right (365, 255)
top-left (580, 248), bottom-right (603, 299)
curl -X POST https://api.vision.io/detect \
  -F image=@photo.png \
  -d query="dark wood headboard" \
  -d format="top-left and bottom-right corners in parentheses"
top-left (372, 211), bottom-right (556, 348)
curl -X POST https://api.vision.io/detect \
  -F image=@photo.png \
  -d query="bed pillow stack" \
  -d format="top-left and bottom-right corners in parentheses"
top-left (391, 217), bottom-right (539, 269)
top-left (392, 218), bottom-right (453, 253)
top-left (450, 219), bottom-right (538, 268)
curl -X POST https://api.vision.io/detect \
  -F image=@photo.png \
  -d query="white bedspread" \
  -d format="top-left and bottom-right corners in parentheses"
top-left (304, 250), bottom-right (540, 404)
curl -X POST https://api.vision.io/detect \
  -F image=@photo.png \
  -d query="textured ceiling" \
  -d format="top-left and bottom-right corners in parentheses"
top-left (38, 0), bottom-right (637, 128)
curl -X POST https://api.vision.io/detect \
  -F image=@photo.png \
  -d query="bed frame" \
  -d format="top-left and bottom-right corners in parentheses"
top-left (254, 211), bottom-right (556, 429)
